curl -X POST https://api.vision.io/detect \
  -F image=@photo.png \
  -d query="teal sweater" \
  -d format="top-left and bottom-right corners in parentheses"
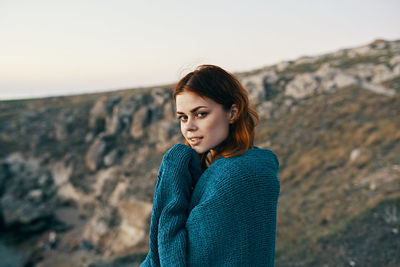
top-left (141, 144), bottom-right (280, 266)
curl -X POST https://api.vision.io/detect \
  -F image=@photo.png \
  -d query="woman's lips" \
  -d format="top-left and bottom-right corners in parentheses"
top-left (188, 137), bottom-right (203, 146)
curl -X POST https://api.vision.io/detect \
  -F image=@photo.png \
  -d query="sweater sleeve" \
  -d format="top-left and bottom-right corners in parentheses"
top-left (141, 144), bottom-right (203, 267)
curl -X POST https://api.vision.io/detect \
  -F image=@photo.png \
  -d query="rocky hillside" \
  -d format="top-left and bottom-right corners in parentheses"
top-left (0, 39), bottom-right (399, 267)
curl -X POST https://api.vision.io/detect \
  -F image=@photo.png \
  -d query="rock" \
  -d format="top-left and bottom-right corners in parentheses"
top-left (86, 137), bottom-right (107, 171)
top-left (54, 124), bottom-right (68, 141)
top-left (285, 73), bottom-right (319, 98)
top-left (393, 64), bottom-right (400, 77)
top-left (130, 106), bottom-right (151, 139)
top-left (38, 172), bottom-right (52, 187)
top-left (330, 48), bottom-right (349, 58)
top-left (372, 64), bottom-right (395, 83)
top-left (0, 163), bottom-right (11, 196)
top-left (149, 104), bottom-right (164, 123)
top-left (105, 95), bottom-right (160, 135)
top-left (350, 148), bottom-right (361, 161)
top-left (0, 154), bottom-right (57, 232)
top-left (85, 132), bottom-right (95, 143)
top-left (51, 161), bottom-right (72, 187)
top-left (154, 121), bottom-right (182, 152)
top-left (263, 75), bottom-right (281, 100)
top-left (27, 189), bottom-right (43, 202)
top-left (151, 87), bottom-right (171, 106)
top-left (114, 200), bottom-right (152, 249)
top-left (29, 133), bottom-right (52, 150)
top-left (315, 64), bottom-right (359, 92)
top-left (240, 70), bottom-right (280, 103)
top-left (276, 61), bottom-right (291, 72)
top-left (107, 107), bottom-right (124, 135)
top-left (241, 73), bottom-right (266, 104)
top-left (103, 149), bottom-right (120, 167)
top-left (97, 97), bottom-right (122, 135)
top-left (162, 102), bottom-right (176, 121)
top-left (294, 56), bottom-right (318, 65)
top-left (347, 63), bottom-right (375, 79)
top-left (348, 45), bottom-right (372, 57)
top-left (85, 134), bottom-right (115, 171)
top-left (83, 199), bottom-right (152, 255)
top-left (109, 182), bottom-right (129, 206)
top-left (132, 146), bottom-right (151, 166)
top-left (369, 39), bottom-right (388, 49)
top-left (332, 72), bottom-right (358, 88)
top-left (51, 160), bottom-right (92, 204)
top-left (92, 167), bottom-right (119, 200)
top-left (389, 55), bottom-right (400, 66)
top-left (89, 96), bottom-right (108, 133)
top-left (53, 109), bottom-right (78, 141)
top-left (360, 81), bottom-right (395, 96)
top-left (256, 101), bottom-right (273, 119)
top-left (83, 205), bottom-right (120, 245)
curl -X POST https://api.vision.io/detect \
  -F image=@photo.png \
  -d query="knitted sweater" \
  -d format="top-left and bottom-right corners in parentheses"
top-left (141, 144), bottom-right (280, 267)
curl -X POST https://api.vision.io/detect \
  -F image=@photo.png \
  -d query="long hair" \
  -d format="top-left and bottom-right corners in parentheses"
top-left (174, 64), bottom-right (259, 166)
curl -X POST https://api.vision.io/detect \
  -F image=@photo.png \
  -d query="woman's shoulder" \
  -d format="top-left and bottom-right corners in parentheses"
top-left (214, 147), bottom-right (278, 169)
top-left (204, 147), bottom-right (279, 196)
top-left (191, 147), bottom-right (279, 205)
top-left (208, 147), bottom-right (279, 180)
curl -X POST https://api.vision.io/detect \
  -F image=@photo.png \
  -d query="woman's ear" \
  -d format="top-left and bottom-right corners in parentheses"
top-left (229, 104), bottom-right (238, 124)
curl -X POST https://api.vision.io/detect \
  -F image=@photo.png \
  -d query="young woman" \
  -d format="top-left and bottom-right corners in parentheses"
top-left (141, 65), bottom-right (280, 266)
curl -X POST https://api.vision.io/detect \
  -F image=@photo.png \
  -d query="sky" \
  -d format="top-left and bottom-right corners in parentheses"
top-left (1, 0), bottom-right (399, 100)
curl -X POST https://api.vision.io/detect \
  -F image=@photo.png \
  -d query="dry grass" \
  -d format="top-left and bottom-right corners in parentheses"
top-left (254, 86), bottom-right (400, 264)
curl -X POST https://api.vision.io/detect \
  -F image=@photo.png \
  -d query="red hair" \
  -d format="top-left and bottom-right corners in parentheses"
top-left (174, 65), bottom-right (259, 166)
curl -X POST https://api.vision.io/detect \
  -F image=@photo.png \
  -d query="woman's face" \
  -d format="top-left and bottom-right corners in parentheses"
top-left (176, 91), bottom-right (234, 154)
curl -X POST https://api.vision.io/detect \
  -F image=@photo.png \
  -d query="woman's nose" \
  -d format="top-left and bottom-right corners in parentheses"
top-left (185, 117), bottom-right (198, 131)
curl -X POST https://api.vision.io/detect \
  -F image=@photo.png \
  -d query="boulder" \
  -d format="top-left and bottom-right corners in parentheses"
top-left (347, 63), bottom-right (375, 79)
top-left (54, 109), bottom-right (77, 141)
top-left (103, 149), bottom-right (120, 167)
top-left (89, 96), bottom-right (108, 133)
top-left (149, 104), bottom-right (164, 123)
top-left (162, 102), bottom-right (176, 121)
top-left (285, 73), bottom-right (319, 98)
top-left (360, 81), bottom-right (395, 96)
top-left (241, 73), bottom-right (266, 104)
top-left (114, 200), bottom-right (153, 249)
top-left (85, 134), bottom-right (115, 171)
top-left (316, 64), bottom-right (358, 91)
top-left (155, 121), bottom-right (182, 152)
top-left (0, 154), bottom-right (57, 232)
top-left (51, 160), bottom-right (91, 204)
top-left (372, 64), bottom-right (397, 84)
top-left (276, 61), bottom-right (291, 72)
top-left (107, 105), bottom-right (132, 135)
top-left (294, 56), bottom-right (318, 65)
top-left (86, 138), bottom-right (106, 172)
top-left (151, 87), bottom-right (171, 106)
top-left (389, 55), bottom-right (400, 66)
top-left (82, 205), bottom-right (120, 245)
top-left (256, 101), bottom-right (273, 119)
top-left (82, 199), bottom-right (152, 255)
top-left (130, 106), bottom-right (151, 139)
top-left (348, 45), bottom-right (372, 57)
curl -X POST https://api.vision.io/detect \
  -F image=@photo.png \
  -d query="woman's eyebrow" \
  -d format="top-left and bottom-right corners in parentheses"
top-left (176, 106), bottom-right (208, 114)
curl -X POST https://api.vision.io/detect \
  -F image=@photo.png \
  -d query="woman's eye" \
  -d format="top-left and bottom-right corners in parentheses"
top-left (177, 115), bottom-right (188, 121)
top-left (196, 112), bottom-right (208, 118)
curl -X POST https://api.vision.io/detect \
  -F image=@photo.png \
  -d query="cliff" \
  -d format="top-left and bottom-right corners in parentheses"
top-left (0, 39), bottom-right (399, 266)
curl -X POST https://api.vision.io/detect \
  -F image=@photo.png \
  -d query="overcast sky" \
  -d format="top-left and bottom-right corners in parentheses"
top-left (1, 0), bottom-right (399, 100)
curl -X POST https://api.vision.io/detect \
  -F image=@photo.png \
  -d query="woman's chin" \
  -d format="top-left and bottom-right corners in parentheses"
top-left (190, 145), bottom-right (207, 154)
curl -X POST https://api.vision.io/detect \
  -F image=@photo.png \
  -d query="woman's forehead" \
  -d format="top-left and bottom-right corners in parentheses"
top-left (175, 91), bottom-right (218, 112)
